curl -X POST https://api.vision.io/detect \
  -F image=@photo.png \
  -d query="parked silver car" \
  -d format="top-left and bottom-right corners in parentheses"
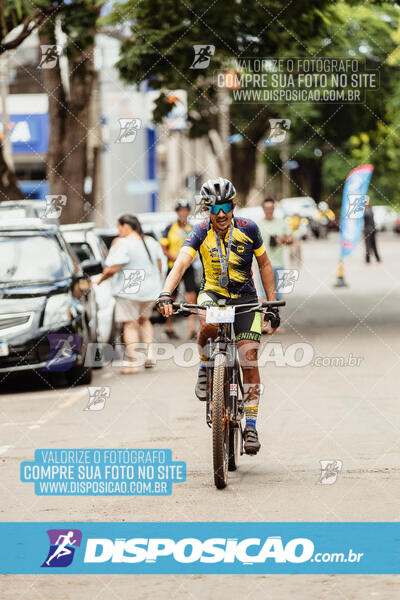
top-left (60, 224), bottom-right (115, 344)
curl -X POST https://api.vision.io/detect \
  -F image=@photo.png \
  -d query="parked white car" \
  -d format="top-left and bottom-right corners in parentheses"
top-left (0, 199), bottom-right (48, 220)
top-left (372, 205), bottom-right (397, 231)
top-left (60, 223), bottom-right (115, 344)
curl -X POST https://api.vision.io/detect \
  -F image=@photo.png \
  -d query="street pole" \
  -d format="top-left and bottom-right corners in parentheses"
top-left (280, 132), bottom-right (290, 199)
top-left (217, 86), bottom-right (231, 179)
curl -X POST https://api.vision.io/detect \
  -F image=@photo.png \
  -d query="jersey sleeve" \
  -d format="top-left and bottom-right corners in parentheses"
top-left (248, 220), bottom-right (266, 257)
top-left (181, 224), bottom-right (203, 258)
top-left (160, 223), bottom-right (172, 247)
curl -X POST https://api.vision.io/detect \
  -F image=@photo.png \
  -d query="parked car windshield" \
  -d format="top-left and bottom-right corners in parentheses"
top-left (0, 234), bottom-right (69, 283)
top-left (69, 241), bottom-right (96, 263)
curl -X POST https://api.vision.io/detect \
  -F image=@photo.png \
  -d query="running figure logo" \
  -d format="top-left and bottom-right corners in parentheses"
top-left (42, 194), bottom-right (67, 219)
top-left (268, 119), bottom-right (291, 144)
top-left (43, 334), bottom-right (82, 372)
top-left (193, 195), bottom-right (210, 221)
top-left (346, 194), bottom-right (368, 219)
top-left (190, 45), bottom-right (215, 69)
top-left (121, 269), bottom-right (146, 294)
top-left (38, 45), bottom-right (62, 69)
top-left (42, 529), bottom-right (82, 567)
top-left (317, 459), bottom-right (343, 485)
top-left (275, 269), bottom-right (299, 294)
top-left (85, 386), bottom-right (110, 411)
top-left (115, 118), bottom-right (142, 143)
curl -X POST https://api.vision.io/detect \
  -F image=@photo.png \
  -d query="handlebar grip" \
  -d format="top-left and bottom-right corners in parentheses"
top-left (261, 300), bottom-right (286, 308)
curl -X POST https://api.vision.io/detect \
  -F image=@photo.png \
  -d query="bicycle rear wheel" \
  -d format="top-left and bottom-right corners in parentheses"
top-left (212, 353), bottom-right (229, 489)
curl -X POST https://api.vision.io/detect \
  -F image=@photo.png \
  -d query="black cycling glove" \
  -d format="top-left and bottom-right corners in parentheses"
top-left (156, 292), bottom-right (173, 310)
top-left (265, 306), bottom-right (280, 329)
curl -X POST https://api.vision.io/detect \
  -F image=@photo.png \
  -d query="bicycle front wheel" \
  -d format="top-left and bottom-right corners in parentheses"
top-left (212, 352), bottom-right (229, 489)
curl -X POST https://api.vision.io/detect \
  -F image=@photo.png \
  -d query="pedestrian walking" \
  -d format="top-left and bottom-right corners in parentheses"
top-left (95, 214), bottom-right (163, 373)
top-left (256, 197), bottom-right (292, 333)
top-left (364, 201), bottom-right (381, 263)
top-left (287, 213), bottom-right (302, 268)
top-left (160, 200), bottom-right (198, 340)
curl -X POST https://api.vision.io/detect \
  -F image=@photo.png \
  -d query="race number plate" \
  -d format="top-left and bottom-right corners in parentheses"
top-left (206, 305), bottom-right (235, 324)
top-left (0, 342), bottom-right (9, 357)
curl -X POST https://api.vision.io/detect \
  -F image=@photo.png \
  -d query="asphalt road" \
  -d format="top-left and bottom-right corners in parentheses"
top-left (1, 231), bottom-right (400, 598)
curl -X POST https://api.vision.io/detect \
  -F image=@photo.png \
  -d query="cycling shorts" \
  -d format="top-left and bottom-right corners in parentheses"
top-left (197, 291), bottom-right (261, 343)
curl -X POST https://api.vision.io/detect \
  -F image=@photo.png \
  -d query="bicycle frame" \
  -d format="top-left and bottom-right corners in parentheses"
top-left (171, 298), bottom-right (285, 487)
top-left (205, 321), bottom-right (244, 436)
top-left (171, 299), bottom-right (286, 465)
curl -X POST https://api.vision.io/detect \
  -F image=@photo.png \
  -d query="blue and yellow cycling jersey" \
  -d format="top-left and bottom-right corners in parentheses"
top-left (181, 217), bottom-right (266, 298)
top-left (160, 221), bottom-right (192, 268)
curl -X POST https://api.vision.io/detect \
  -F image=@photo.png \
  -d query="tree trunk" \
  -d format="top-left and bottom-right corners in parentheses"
top-left (230, 139), bottom-right (257, 202)
top-left (229, 106), bottom-right (269, 203)
top-left (39, 24), bottom-right (96, 224)
top-left (293, 158), bottom-right (322, 201)
top-left (0, 145), bottom-right (23, 201)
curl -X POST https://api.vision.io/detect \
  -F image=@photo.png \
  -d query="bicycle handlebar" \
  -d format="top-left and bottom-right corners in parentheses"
top-left (171, 299), bottom-right (286, 314)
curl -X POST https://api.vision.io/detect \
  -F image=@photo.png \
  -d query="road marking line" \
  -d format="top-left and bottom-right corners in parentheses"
top-left (0, 445), bottom-right (14, 455)
top-left (37, 388), bottom-right (88, 426)
top-left (100, 372), bottom-right (113, 379)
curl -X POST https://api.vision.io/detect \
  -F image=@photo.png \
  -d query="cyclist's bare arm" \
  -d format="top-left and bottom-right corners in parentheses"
top-left (256, 251), bottom-right (276, 301)
top-left (159, 250), bottom-right (194, 317)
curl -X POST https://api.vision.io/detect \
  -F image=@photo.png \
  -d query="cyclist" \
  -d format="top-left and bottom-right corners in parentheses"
top-left (156, 178), bottom-right (279, 455)
top-left (160, 200), bottom-right (198, 340)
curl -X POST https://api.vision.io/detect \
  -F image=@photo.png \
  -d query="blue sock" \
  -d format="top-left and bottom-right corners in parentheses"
top-left (244, 405), bottom-right (258, 430)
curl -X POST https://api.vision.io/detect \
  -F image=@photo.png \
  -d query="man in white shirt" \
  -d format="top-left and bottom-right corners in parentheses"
top-left (257, 198), bottom-right (292, 331)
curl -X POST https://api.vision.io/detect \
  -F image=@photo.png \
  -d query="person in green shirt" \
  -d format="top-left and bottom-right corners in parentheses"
top-left (257, 198), bottom-right (293, 329)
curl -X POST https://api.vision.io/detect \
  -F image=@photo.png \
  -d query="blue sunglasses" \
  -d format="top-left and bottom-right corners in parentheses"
top-left (210, 202), bottom-right (233, 215)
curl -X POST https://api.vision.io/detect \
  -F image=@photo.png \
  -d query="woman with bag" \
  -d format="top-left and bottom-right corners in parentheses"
top-left (96, 214), bottom-right (163, 373)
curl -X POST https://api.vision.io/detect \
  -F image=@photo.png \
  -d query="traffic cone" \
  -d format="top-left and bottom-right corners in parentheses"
top-left (334, 260), bottom-right (348, 287)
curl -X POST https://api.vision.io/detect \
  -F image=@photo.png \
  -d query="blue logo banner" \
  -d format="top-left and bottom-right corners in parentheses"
top-left (1, 522), bottom-right (400, 574)
top-left (340, 164), bottom-right (374, 258)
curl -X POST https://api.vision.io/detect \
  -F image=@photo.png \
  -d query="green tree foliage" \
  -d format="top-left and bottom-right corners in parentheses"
top-left (108, 0), bottom-right (400, 210)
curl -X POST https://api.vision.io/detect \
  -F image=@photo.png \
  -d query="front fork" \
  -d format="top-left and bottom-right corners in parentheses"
top-left (205, 336), bottom-right (242, 429)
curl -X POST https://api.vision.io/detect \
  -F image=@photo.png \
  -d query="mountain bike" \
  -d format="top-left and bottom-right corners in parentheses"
top-left (172, 299), bottom-right (285, 489)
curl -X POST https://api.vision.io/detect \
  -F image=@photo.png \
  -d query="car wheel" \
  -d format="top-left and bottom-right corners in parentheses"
top-left (65, 362), bottom-right (92, 386)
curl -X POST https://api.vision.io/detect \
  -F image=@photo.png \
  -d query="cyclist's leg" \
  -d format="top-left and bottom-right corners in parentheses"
top-left (197, 291), bottom-right (219, 358)
top-left (237, 339), bottom-right (261, 431)
top-left (237, 340), bottom-right (262, 454)
top-left (195, 291), bottom-right (219, 400)
top-left (233, 302), bottom-right (262, 453)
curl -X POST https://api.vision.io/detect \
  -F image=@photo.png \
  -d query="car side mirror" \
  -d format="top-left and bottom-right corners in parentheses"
top-left (81, 259), bottom-right (103, 277)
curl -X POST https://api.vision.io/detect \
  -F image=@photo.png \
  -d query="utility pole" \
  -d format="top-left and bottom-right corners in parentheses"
top-left (280, 132), bottom-right (290, 198)
top-left (217, 86), bottom-right (231, 179)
